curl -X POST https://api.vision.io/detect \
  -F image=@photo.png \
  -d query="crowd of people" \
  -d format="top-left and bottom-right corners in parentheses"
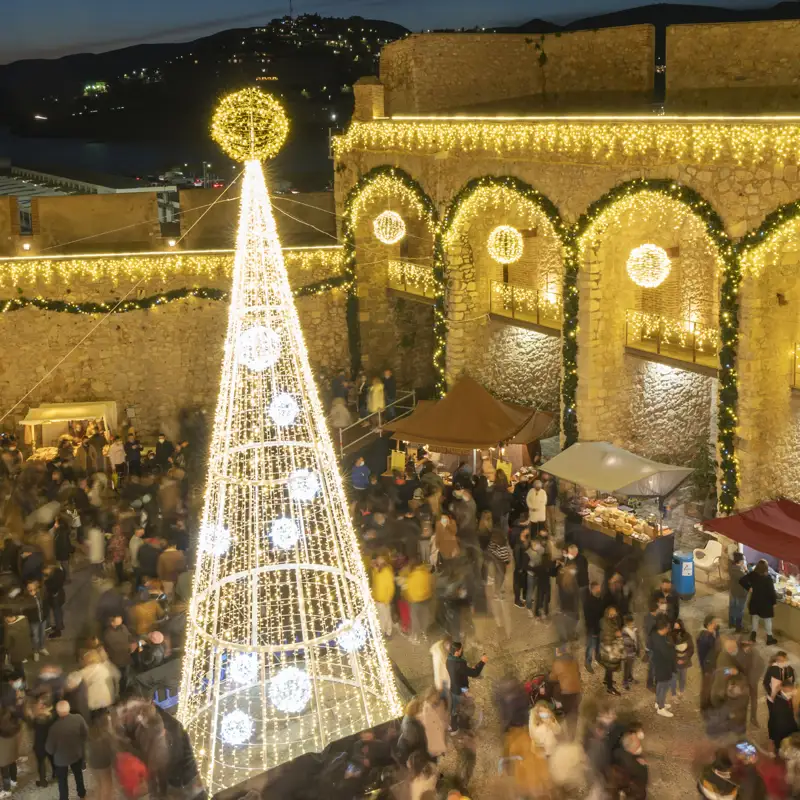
top-left (0, 427), bottom-right (203, 800)
top-left (351, 445), bottom-right (800, 799)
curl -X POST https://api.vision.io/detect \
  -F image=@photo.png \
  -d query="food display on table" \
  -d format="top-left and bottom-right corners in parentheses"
top-left (582, 501), bottom-right (670, 543)
top-left (776, 574), bottom-right (800, 607)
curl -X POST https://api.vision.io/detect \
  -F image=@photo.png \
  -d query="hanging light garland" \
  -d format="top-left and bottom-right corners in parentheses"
top-left (626, 244), bottom-right (672, 288)
top-left (373, 210), bottom-right (407, 244)
top-left (487, 224), bottom-right (524, 265)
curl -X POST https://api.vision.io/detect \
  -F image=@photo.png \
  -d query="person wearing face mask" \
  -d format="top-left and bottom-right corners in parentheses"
top-left (154, 433), bottom-right (174, 472)
top-left (609, 727), bottom-right (648, 800)
top-left (526, 480), bottom-right (547, 534)
top-left (643, 597), bottom-right (663, 691)
top-left (529, 700), bottom-right (562, 758)
top-left (600, 606), bottom-right (624, 696)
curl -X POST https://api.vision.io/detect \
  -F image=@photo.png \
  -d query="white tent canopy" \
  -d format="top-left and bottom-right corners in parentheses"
top-left (540, 441), bottom-right (692, 497)
top-left (20, 401), bottom-right (118, 434)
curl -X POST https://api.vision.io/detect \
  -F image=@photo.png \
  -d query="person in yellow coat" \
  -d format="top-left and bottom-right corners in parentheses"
top-left (371, 554), bottom-right (395, 638)
top-left (403, 557), bottom-right (434, 644)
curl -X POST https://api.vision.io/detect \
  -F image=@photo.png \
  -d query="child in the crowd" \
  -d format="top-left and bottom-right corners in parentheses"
top-left (621, 613), bottom-right (640, 691)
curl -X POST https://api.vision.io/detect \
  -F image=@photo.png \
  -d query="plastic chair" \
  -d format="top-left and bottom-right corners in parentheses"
top-left (694, 537), bottom-right (724, 583)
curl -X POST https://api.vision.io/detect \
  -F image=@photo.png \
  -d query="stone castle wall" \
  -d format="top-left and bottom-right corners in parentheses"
top-left (667, 20), bottom-right (800, 111)
top-left (335, 122), bottom-right (800, 507)
top-left (379, 28), bottom-right (655, 115)
top-left (0, 250), bottom-right (349, 438)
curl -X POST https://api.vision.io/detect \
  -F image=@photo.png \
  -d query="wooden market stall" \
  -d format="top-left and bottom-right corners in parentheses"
top-left (542, 442), bottom-right (692, 576)
top-left (384, 376), bottom-right (555, 476)
top-left (20, 400), bottom-right (118, 460)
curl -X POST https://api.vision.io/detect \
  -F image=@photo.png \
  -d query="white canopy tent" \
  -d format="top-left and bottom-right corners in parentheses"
top-left (20, 401), bottom-right (118, 448)
top-left (540, 441), bottom-right (692, 497)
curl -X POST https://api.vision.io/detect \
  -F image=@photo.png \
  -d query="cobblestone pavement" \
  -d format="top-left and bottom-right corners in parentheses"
top-left (386, 565), bottom-right (800, 799)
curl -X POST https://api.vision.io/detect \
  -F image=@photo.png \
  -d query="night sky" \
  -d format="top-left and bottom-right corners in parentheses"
top-left (4, 0), bottom-right (777, 64)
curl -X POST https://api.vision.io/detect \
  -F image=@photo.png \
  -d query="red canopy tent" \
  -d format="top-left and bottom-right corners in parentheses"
top-left (704, 500), bottom-right (800, 564)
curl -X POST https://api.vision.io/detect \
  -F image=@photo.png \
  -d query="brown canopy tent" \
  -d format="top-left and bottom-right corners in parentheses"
top-left (383, 375), bottom-right (555, 452)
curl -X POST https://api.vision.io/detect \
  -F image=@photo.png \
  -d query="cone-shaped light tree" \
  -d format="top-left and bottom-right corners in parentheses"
top-left (178, 88), bottom-right (401, 794)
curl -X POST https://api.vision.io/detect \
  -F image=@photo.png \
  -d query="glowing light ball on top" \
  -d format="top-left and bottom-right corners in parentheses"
top-left (488, 225), bottom-right (524, 265)
top-left (211, 87), bottom-right (289, 162)
top-left (373, 210), bottom-right (406, 245)
top-left (626, 244), bottom-right (672, 288)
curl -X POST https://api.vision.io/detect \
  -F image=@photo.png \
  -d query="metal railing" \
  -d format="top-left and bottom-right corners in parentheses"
top-left (489, 280), bottom-right (562, 330)
top-left (337, 388), bottom-right (417, 457)
top-left (387, 260), bottom-right (437, 299)
top-left (625, 309), bottom-right (720, 368)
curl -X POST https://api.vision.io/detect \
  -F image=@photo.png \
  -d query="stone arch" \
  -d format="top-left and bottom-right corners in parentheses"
top-left (439, 176), bottom-right (568, 410)
top-left (737, 202), bottom-right (800, 507)
top-left (342, 166), bottom-right (441, 392)
top-left (571, 179), bottom-right (737, 510)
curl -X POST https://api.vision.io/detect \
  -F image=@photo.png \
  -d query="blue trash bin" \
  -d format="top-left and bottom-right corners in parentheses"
top-left (671, 551), bottom-right (696, 600)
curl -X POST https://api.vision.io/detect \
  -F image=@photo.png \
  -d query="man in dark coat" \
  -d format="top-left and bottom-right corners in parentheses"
top-left (52, 518), bottom-right (73, 582)
top-left (382, 368), bottom-right (397, 420)
top-left (137, 538), bottom-right (164, 580)
top-left (154, 434), bottom-right (175, 472)
top-left (697, 614), bottom-right (721, 711)
top-left (651, 577), bottom-right (680, 624)
top-left (584, 581), bottom-right (605, 673)
top-left (650, 615), bottom-right (677, 717)
top-left (45, 700), bottom-right (88, 800)
top-left (446, 642), bottom-right (487, 731)
top-left (44, 565), bottom-right (66, 637)
top-left (740, 560), bottom-right (778, 646)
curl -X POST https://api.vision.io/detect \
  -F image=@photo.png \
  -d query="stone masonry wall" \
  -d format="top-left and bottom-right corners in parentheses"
top-left (667, 21), bottom-right (800, 111)
top-left (0, 251), bottom-right (348, 438)
top-left (472, 320), bottom-right (560, 411)
top-left (380, 28), bottom-right (655, 115)
top-left (623, 358), bottom-right (715, 464)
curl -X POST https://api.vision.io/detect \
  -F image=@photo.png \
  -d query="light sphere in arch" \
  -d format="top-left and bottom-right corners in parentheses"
top-left (488, 225), bottom-right (524, 265)
top-left (626, 243), bottom-right (672, 288)
top-left (220, 710), bottom-right (254, 746)
top-left (237, 325), bottom-right (281, 372)
top-left (211, 88), bottom-right (289, 162)
top-left (336, 620), bottom-right (368, 652)
top-left (269, 666), bottom-right (312, 713)
top-left (373, 210), bottom-right (406, 245)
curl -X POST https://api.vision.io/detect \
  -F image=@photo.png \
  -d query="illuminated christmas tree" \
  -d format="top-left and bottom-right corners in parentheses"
top-left (178, 88), bottom-right (401, 794)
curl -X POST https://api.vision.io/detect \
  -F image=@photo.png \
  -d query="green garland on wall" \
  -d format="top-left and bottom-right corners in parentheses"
top-left (574, 179), bottom-right (738, 513)
top-left (342, 165), bottom-right (441, 390)
top-left (0, 275), bottom-right (349, 315)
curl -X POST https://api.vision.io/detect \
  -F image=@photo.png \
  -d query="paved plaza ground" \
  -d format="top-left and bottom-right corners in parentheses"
top-left (386, 564), bottom-right (800, 799)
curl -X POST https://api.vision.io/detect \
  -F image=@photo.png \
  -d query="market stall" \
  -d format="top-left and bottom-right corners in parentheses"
top-left (384, 376), bottom-right (555, 479)
top-left (541, 442), bottom-right (692, 576)
top-left (20, 400), bottom-right (118, 461)
top-left (704, 500), bottom-right (800, 639)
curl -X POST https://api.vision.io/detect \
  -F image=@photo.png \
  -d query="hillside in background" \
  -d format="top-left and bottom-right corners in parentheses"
top-left (0, 15), bottom-right (408, 140)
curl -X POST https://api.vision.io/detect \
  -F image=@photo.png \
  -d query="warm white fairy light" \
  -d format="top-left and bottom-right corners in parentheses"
top-left (269, 518), bottom-right (301, 550)
top-left (237, 325), bottom-right (281, 371)
top-left (373, 210), bottom-right (406, 244)
top-left (288, 468), bottom-right (320, 502)
top-left (268, 392), bottom-right (299, 426)
top-left (337, 620), bottom-right (368, 653)
top-left (269, 666), bottom-right (313, 713)
top-left (220, 710), bottom-right (254, 746)
top-left (626, 243), bottom-right (672, 288)
top-left (179, 91), bottom-right (401, 796)
top-left (488, 224), bottom-right (524, 264)
top-left (228, 653), bottom-right (259, 686)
